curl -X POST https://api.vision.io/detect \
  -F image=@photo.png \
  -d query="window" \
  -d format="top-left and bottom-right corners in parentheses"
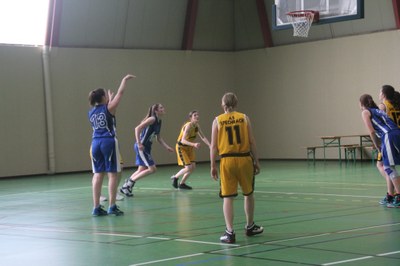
top-left (0, 0), bottom-right (50, 46)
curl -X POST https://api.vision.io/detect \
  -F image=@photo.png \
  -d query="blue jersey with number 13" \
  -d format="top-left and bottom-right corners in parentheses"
top-left (89, 104), bottom-right (116, 138)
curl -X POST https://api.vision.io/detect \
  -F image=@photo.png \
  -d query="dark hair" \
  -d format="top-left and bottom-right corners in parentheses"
top-left (382, 85), bottom-right (400, 109)
top-left (88, 88), bottom-right (106, 106)
top-left (381, 85), bottom-right (395, 99)
top-left (188, 110), bottom-right (198, 118)
top-left (142, 103), bottom-right (162, 121)
top-left (360, 94), bottom-right (378, 109)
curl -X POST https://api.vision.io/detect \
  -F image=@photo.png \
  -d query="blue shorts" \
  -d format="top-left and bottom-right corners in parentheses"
top-left (382, 131), bottom-right (400, 167)
top-left (91, 137), bottom-right (122, 173)
top-left (134, 142), bottom-right (155, 167)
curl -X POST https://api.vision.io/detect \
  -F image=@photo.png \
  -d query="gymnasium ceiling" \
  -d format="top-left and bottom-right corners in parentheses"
top-left (47, 0), bottom-right (400, 51)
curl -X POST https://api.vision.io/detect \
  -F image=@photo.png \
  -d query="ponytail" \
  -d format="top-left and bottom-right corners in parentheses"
top-left (88, 88), bottom-right (106, 106)
top-left (360, 94), bottom-right (378, 109)
top-left (142, 103), bottom-right (161, 121)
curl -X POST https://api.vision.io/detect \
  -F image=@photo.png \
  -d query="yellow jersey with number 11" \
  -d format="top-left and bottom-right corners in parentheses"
top-left (216, 111), bottom-right (250, 156)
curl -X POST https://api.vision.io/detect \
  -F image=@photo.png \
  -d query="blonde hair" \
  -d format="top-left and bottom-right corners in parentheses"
top-left (222, 92), bottom-right (238, 110)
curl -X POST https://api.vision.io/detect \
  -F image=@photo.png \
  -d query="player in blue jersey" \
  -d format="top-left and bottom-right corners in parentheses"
top-left (120, 103), bottom-right (174, 197)
top-left (360, 94), bottom-right (400, 207)
top-left (88, 74), bottom-right (135, 216)
top-left (377, 85), bottom-right (400, 205)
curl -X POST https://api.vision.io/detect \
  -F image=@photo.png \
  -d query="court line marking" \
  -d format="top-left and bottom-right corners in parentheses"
top-left (322, 250), bottom-right (400, 265)
top-left (377, 250), bottom-right (400, 256)
top-left (263, 222), bottom-right (400, 245)
top-left (322, 256), bottom-right (373, 265)
top-left (129, 253), bottom-right (204, 266)
top-left (0, 225), bottom-right (238, 247)
top-left (0, 184), bottom-right (383, 200)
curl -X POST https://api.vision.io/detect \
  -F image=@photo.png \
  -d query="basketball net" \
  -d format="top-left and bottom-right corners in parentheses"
top-left (287, 11), bottom-right (317, 38)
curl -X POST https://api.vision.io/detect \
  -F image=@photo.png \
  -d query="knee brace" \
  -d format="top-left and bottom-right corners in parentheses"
top-left (385, 166), bottom-right (399, 180)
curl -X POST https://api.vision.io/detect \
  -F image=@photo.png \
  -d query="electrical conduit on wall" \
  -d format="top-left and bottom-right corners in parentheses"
top-left (41, 46), bottom-right (56, 174)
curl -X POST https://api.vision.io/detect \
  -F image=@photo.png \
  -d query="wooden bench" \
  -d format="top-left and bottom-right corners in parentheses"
top-left (304, 145), bottom-right (338, 164)
top-left (341, 144), bottom-right (360, 163)
top-left (305, 143), bottom-right (375, 164)
top-left (342, 144), bottom-right (377, 164)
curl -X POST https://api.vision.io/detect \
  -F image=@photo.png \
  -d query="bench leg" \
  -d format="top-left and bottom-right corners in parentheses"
top-left (307, 148), bottom-right (316, 164)
top-left (345, 147), bottom-right (356, 164)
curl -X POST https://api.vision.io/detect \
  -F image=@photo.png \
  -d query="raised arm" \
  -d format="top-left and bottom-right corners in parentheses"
top-left (108, 74), bottom-right (135, 115)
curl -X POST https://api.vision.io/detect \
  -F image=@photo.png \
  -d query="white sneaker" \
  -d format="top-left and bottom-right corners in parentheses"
top-left (100, 195), bottom-right (107, 202)
top-left (116, 193), bottom-right (124, 201)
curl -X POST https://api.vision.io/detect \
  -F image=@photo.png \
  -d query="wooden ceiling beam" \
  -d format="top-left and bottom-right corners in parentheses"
top-left (393, 0), bottom-right (400, 29)
top-left (182, 0), bottom-right (198, 50)
top-left (45, 0), bottom-right (63, 47)
top-left (256, 0), bottom-right (273, 47)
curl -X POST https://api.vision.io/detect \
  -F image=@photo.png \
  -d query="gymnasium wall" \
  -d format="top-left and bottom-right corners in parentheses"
top-left (1, 30), bottom-right (399, 177)
top-left (0, 47), bottom-right (234, 177)
top-left (236, 30), bottom-right (400, 159)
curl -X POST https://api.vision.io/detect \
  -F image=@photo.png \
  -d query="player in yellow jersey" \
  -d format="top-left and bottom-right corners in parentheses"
top-left (171, 110), bottom-right (210, 189)
top-left (210, 92), bottom-right (263, 244)
top-left (377, 85), bottom-right (400, 205)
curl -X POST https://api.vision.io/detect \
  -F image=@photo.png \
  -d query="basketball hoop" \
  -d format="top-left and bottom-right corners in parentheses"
top-left (287, 10), bottom-right (319, 38)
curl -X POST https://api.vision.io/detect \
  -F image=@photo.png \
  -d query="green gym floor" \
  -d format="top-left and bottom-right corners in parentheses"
top-left (1, 160), bottom-right (400, 266)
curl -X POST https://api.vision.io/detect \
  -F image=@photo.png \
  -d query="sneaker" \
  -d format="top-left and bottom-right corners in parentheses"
top-left (171, 176), bottom-right (178, 189)
top-left (179, 183), bottom-right (192, 190)
top-left (220, 229), bottom-right (236, 244)
top-left (92, 205), bottom-right (108, 216)
top-left (379, 193), bottom-right (394, 205)
top-left (387, 194), bottom-right (400, 208)
top-left (245, 223), bottom-right (264, 236)
top-left (120, 185), bottom-right (134, 197)
top-left (100, 195), bottom-right (107, 202)
top-left (107, 204), bottom-right (124, 216)
top-left (116, 193), bottom-right (124, 201)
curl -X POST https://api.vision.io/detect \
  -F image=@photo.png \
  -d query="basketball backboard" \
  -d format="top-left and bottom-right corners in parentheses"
top-left (272, 0), bottom-right (364, 30)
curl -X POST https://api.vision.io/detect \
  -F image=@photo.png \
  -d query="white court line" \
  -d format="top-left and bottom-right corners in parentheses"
top-left (175, 238), bottom-right (239, 247)
top-left (336, 222), bottom-right (400, 234)
top-left (0, 184), bottom-right (382, 200)
top-left (129, 253), bottom-right (204, 266)
top-left (377, 250), bottom-right (400, 256)
top-left (322, 256), bottom-right (373, 265)
top-left (0, 224), bottom-right (235, 247)
top-left (263, 223), bottom-right (400, 245)
top-left (322, 250), bottom-right (400, 265)
top-left (263, 233), bottom-right (332, 244)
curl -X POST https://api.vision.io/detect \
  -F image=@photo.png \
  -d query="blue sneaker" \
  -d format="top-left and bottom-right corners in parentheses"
top-left (108, 204), bottom-right (124, 216)
top-left (379, 193), bottom-right (393, 205)
top-left (387, 194), bottom-right (400, 208)
top-left (92, 205), bottom-right (108, 216)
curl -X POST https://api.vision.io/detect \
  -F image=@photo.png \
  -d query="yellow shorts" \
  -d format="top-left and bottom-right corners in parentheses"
top-left (176, 144), bottom-right (195, 166)
top-left (219, 156), bottom-right (254, 197)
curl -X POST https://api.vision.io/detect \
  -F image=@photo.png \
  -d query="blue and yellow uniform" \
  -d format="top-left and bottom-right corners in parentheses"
top-left (89, 104), bottom-right (122, 173)
top-left (368, 108), bottom-right (400, 172)
top-left (176, 122), bottom-right (198, 166)
top-left (383, 99), bottom-right (400, 127)
top-left (377, 100), bottom-right (400, 161)
top-left (216, 111), bottom-right (254, 197)
top-left (134, 116), bottom-right (162, 167)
